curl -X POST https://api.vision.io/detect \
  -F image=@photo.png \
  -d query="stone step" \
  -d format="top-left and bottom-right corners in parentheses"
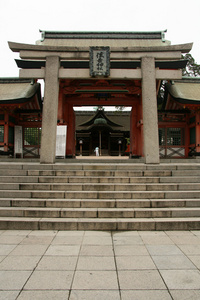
top-left (2, 168), bottom-right (200, 178)
top-left (0, 161), bottom-right (200, 170)
top-left (1, 207), bottom-right (200, 218)
top-left (17, 182), bottom-right (200, 191)
top-left (0, 161), bottom-right (200, 168)
top-left (2, 169), bottom-right (28, 176)
top-left (0, 216), bottom-right (200, 230)
top-left (39, 176), bottom-right (200, 184)
top-left (26, 169), bottom-right (174, 177)
top-left (1, 175), bottom-right (200, 184)
top-left (0, 176), bottom-right (39, 183)
top-left (2, 181), bottom-right (200, 191)
top-left (38, 176), bottom-right (160, 184)
top-left (1, 198), bottom-right (200, 209)
top-left (172, 170), bottom-right (200, 176)
top-left (1, 189), bottom-right (200, 199)
top-left (0, 161), bottom-right (200, 231)
top-left (160, 177), bottom-right (200, 183)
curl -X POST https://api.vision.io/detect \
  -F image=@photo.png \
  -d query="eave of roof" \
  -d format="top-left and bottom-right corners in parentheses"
top-left (0, 79), bottom-right (42, 108)
top-left (8, 41), bottom-right (193, 54)
top-left (15, 59), bottom-right (187, 70)
top-left (166, 78), bottom-right (200, 104)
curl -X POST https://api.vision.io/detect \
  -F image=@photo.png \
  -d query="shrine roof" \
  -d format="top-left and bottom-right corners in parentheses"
top-left (39, 30), bottom-right (167, 40)
top-left (76, 110), bottom-right (130, 131)
top-left (0, 78), bottom-right (42, 106)
top-left (166, 78), bottom-right (200, 104)
top-left (35, 30), bottom-right (173, 48)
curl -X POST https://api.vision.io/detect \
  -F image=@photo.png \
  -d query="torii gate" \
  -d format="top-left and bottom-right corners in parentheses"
top-left (8, 33), bottom-right (192, 164)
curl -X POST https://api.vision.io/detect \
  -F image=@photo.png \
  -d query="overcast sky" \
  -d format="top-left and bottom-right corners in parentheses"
top-left (0, 0), bottom-right (200, 78)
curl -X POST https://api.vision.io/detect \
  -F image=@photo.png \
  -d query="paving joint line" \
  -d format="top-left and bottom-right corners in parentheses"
top-left (111, 231), bottom-right (122, 300)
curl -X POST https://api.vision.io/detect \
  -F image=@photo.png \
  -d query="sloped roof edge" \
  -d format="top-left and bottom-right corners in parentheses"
top-left (0, 78), bottom-right (42, 108)
top-left (79, 109), bottom-right (122, 127)
top-left (166, 78), bottom-right (200, 104)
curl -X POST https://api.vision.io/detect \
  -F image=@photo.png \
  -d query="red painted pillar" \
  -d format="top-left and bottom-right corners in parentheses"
top-left (130, 103), bottom-right (143, 157)
top-left (137, 101), bottom-right (143, 157)
top-left (57, 87), bottom-right (64, 123)
top-left (4, 113), bottom-right (9, 152)
top-left (65, 102), bottom-right (75, 157)
top-left (195, 112), bottom-right (200, 153)
top-left (185, 114), bottom-right (190, 157)
top-left (130, 106), bottom-right (137, 156)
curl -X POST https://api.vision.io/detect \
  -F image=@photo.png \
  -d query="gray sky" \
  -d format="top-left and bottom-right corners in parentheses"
top-left (0, 0), bottom-right (200, 78)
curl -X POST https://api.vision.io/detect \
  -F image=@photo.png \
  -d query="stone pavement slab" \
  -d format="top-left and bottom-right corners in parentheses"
top-left (146, 244), bottom-right (183, 256)
top-left (116, 255), bottom-right (156, 270)
top-left (152, 255), bottom-right (196, 270)
top-left (114, 245), bottom-right (149, 256)
top-left (17, 290), bottom-right (69, 300)
top-left (24, 270), bottom-right (73, 290)
top-left (80, 245), bottom-right (114, 256)
top-left (178, 244), bottom-right (200, 255)
top-left (121, 290), bottom-right (172, 300)
top-left (160, 270), bottom-right (200, 289)
top-left (72, 270), bottom-right (119, 290)
top-left (118, 270), bottom-right (166, 289)
top-left (36, 256), bottom-right (78, 271)
top-left (0, 235), bottom-right (25, 244)
top-left (170, 290), bottom-right (200, 300)
top-left (0, 291), bottom-right (20, 300)
top-left (0, 270), bottom-right (32, 289)
top-left (0, 255), bottom-right (41, 270)
top-left (52, 236), bottom-right (83, 245)
top-left (69, 290), bottom-right (120, 300)
top-left (45, 245), bottom-right (80, 256)
top-left (0, 229), bottom-right (200, 298)
top-left (0, 244), bottom-right (16, 255)
top-left (10, 244), bottom-right (49, 256)
top-left (188, 255), bottom-right (200, 269)
top-left (77, 256), bottom-right (116, 270)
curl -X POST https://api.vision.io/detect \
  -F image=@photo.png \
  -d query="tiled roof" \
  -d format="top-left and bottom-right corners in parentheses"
top-left (166, 78), bottom-right (200, 104)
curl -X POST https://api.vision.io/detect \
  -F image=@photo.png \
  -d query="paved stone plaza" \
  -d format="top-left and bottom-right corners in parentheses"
top-left (0, 230), bottom-right (200, 299)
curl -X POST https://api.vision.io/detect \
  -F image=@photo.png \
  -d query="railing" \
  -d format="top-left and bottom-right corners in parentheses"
top-left (159, 146), bottom-right (186, 158)
top-left (23, 145), bottom-right (40, 158)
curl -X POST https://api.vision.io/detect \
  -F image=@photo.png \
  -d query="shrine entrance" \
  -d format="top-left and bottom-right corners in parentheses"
top-left (75, 106), bottom-right (130, 156)
top-left (60, 79), bottom-right (141, 158)
top-left (91, 127), bottom-right (109, 156)
top-left (8, 30), bottom-right (193, 164)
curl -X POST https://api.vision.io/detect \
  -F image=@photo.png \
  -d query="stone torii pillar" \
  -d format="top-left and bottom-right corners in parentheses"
top-left (141, 57), bottom-right (160, 164)
top-left (40, 56), bottom-right (60, 164)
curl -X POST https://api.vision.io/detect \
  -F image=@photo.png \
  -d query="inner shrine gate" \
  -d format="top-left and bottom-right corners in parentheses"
top-left (8, 31), bottom-right (192, 164)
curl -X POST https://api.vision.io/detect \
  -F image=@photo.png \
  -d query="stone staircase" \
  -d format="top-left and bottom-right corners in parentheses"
top-left (0, 160), bottom-right (200, 230)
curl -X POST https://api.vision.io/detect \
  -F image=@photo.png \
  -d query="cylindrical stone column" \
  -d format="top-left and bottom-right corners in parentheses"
top-left (40, 56), bottom-right (60, 164)
top-left (141, 57), bottom-right (160, 164)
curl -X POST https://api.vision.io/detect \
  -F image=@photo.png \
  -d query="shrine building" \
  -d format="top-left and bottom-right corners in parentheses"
top-left (1, 30), bottom-right (200, 163)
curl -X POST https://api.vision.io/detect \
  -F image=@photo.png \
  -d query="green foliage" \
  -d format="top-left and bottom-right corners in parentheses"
top-left (182, 54), bottom-right (200, 77)
top-left (125, 137), bottom-right (130, 145)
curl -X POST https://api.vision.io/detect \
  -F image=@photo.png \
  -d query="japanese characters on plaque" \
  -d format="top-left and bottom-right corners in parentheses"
top-left (90, 47), bottom-right (110, 77)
